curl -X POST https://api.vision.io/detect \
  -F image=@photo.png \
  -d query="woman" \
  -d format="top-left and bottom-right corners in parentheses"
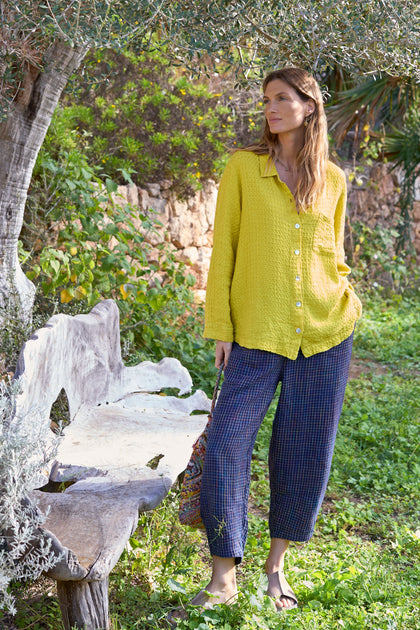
top-left (194, 67), bottom-right (361, 612)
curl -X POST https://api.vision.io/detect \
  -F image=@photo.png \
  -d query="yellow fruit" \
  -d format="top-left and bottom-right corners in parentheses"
top-left (120, 284), bottom-right (129, 300)
top-left (60, 289), bottom-right (73, 303)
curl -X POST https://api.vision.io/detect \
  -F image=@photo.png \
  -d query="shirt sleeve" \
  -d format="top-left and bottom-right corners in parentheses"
top-left (203, 154), bottom-right (242, 341)
top-left (334, 172), bottom-right (352, 281)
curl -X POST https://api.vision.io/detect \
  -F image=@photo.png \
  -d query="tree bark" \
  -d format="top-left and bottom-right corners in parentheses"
top-left (0, 39), bottom-right (87, 325)
top-left (57, 578), bottom-right (109, 630)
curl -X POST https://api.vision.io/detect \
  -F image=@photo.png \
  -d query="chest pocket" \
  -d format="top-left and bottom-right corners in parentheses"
top-left (311, 213), bottom-right (336, 255)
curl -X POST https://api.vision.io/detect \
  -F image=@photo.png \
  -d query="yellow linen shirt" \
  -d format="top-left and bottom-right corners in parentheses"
top-left (204, 151), bottom-right (362, 359)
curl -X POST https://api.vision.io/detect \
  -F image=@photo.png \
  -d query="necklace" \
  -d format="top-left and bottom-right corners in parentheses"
top-left (275, 158), bottom-right (294, 172)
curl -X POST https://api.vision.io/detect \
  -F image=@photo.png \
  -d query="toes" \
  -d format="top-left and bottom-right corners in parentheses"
top-left (275, 596), bottom-right (294, 609)
top-left (266, 570), bottom-right (298, 610)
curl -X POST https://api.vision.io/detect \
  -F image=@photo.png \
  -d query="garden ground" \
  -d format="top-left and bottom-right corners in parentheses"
top-left (3, 292), bottom-right (420, 630)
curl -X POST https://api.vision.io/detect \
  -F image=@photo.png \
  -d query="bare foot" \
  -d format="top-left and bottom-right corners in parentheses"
top-left (189, 585), bottom-right (238, 607)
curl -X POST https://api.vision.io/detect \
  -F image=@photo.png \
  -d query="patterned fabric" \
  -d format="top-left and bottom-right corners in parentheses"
top-left (200, 334), bottom-right (353, 564)
top-left (178, 416), bottom-right (210, 529)
top-left (204, 151), bottom-right (362, 359)
top-left (179, 365), bottom-right (224, 529)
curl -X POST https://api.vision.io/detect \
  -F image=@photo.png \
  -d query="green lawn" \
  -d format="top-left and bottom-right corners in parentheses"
top-left (8, 293), bottom-right (420, 629)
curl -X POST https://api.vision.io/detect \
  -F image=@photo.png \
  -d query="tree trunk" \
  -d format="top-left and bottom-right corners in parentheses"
top-left (0, 40), bottom-right (87, 325)
top-left (57, 578), bottom-right (109, 630)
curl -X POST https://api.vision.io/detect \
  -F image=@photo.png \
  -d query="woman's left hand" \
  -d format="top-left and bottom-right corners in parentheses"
top-left (215, 341), bottom-right (232, 368)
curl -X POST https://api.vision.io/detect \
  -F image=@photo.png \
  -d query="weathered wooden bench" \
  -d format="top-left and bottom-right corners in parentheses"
top-left (13, 299), bottom-right (209, 629)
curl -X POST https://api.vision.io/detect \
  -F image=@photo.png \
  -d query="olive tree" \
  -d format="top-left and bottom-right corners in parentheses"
top-left (1, 0), bottom-right (420, 324)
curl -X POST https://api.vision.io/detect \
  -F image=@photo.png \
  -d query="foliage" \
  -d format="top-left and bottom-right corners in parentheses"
top-left (2, 0), bottom-right (420, 120)
top-left (0, 0), bottom-right (159, 120)
top-left (0, 290), bottom-right (36, 376)
top-left (170, 0), bottom-right (420, 80)
top-left (327, 75), bottom-right (420, 253)
top-left (66, 48), bottom-right (237, 197)
top-left (330, 373), bottom-right (420, 497)
top-left (351, 294), bottom-right (420, 371)
top-left (0, 378), bottom-right (60, 614)
top-left (347, 219), bottom-right (418, 293)
top-left (383, 107), bottom-right (420, 252)
top-left (21, 115), bottom-right (217, 393)
top-left (327, 75), bottom-right (418, 148)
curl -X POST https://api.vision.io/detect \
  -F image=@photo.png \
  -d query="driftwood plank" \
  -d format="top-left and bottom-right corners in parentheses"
top-left (14, 300), bottom-right (196, 427)
top-left (51, 405), bottom-right (209, 487)
top-left (34, 482), bottom-right (169, 580)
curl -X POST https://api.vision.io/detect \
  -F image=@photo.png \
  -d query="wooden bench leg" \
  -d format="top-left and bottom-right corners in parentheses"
top-left (57, 578), bottom-right (109, 630)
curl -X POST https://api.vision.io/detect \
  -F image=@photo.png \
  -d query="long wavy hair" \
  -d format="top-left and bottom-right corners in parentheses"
top-left (245, 67), bottom-right (329, 210)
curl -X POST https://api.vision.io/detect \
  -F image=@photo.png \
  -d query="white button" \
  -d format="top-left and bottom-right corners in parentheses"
top-left (295, 223), bottom-right (300, 229)
top-left (294, 249), bottom-right (300, 255)
top-left (295, 275), bottom-right (300, 281)
top-left (296, 301), bottom-right (302, 307)
top-left (296, 328), bottom-right (302, 333)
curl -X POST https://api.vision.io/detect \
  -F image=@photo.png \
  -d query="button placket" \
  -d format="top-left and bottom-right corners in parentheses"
top-left (293, 218), bottom-right (303, 335)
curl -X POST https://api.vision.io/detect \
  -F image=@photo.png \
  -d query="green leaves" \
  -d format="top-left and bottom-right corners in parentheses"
top-left (167, 578), bottom-right (187, 594)
top-left (105, 178), bottom-right (118, 193)
top-left (3, 0), bottom-right (420, 124)
top-left (71, 48), bottom-right (236, 197)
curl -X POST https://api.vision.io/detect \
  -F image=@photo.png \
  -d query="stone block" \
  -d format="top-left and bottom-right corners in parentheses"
top-left (189, 247), bottom-right (212, 289)
top-left (169, 216), bottom-right (203, 249)
top-left (148, 197), bottom-right (168, 216)
top-left (139, 225), bottom-right (165, 247)
top-left (178, 246), bottom-right (199, 266)
top-left (138, 188), bottom-right (150, 212)
top-left (194, 289), bottom-right (206, 304)
top-left (109, 184), bottom-right (139, 209)
top-left (415, 176), bottom-right (420, 201)
top-left (126, 183), bottom-right (139, 207)
top-left (145, 183), bottom-right (161, 197)
top-left (171, 198), bottom-right (189, 218)
top-left (201, 180), bottom-right (218, 228)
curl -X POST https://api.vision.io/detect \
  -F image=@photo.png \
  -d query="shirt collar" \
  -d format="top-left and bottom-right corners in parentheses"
top-left (259, 154), bottom-right (277, 178)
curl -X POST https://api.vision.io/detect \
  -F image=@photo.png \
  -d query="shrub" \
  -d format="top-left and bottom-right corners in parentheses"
top-left (347, 219), bottom-right (418, 292)
top-left (68, 48), bottom-right (240, 198)
top-left (0, 378), bottom-right (60, 614)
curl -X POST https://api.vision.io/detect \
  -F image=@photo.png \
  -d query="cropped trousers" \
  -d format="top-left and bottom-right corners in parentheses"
top-left (200, 334), bottom-right (353, 563)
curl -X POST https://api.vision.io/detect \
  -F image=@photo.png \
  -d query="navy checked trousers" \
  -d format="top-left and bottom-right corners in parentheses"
top-left (200, 334), bottom-right (353, 563)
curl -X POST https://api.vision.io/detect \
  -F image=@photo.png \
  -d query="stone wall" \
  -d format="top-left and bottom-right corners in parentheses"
top-left (113, 179), bottom-right (217, 302)
top-left (114, 163), bottom-right (420, 300)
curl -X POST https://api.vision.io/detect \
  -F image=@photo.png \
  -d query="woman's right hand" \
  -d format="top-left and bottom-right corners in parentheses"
top-left (215, 341), bottom-right (232, 368)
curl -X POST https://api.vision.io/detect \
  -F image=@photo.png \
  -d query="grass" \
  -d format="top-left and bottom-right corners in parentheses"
top-left (4, 293), bottom-right (420, 629)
